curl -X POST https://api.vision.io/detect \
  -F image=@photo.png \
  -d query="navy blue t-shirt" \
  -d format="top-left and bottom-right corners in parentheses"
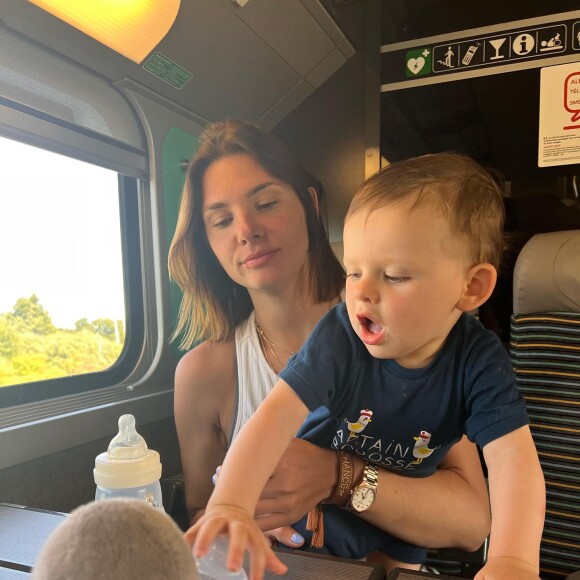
top-left (279, 303), bottom-right (528, 562)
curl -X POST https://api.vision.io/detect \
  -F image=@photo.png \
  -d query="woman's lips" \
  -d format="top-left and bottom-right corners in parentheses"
top-left (357, 315), bottom-right (387, 346)
top-left (242, 250), bottom-right (278, 268)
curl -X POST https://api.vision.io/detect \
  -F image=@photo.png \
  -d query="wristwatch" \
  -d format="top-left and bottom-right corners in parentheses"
top-left (348, 462), bottom-right (379, 512)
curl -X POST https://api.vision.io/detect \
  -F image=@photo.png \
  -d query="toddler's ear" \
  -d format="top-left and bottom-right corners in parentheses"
top-left (456, 263), bottom-right (497, 312)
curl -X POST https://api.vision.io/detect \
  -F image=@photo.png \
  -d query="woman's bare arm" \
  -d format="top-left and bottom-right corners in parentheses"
top-left (364, 435), bottom-right (490, 550)
top-left (174, 339), bottom-right (236, 524)
top-left (255, 435), bottom-right (490, 552)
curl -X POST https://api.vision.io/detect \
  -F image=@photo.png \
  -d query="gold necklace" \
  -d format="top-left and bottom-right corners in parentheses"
top-left (254, 321), bottom-right (297, 372)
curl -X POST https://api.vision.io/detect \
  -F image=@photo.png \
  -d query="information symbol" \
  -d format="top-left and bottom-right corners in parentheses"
top-left (512, 33), bottom-right (535, 56)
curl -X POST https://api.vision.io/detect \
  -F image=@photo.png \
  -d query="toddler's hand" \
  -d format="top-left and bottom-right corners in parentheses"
top-left (474, 556), bottom-right (539, 580)
top-left (184, 504), bottom-right (288, 580)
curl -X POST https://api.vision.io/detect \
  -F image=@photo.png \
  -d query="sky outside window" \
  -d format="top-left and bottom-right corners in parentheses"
top-left (0, 136), bottom-right (125, 329)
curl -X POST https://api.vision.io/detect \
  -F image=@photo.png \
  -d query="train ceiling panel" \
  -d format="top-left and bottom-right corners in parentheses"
top-left (0, 0), bottom-right (355, 129)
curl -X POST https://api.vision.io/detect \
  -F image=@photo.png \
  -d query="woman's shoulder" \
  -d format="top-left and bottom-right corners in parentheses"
top-left (173, 338), bottom-right (237, 454)
top-left (175, 337), bottom-right (236, 393)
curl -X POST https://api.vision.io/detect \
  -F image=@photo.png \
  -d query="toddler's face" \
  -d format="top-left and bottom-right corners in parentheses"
top-left (343, 199), bottom-right (472, 368)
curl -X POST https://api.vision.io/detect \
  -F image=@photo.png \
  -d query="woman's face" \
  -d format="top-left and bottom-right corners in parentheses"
top-left (202, 153), bottom-right (313, 294)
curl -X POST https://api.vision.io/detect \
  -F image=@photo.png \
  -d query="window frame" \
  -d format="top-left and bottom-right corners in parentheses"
top-left (0, 84), bottom-right (176, 474)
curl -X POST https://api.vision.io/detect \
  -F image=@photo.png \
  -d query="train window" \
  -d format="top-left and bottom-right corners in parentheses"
top-left (0, 136), bottom-right (123, 384)
top-left (0, 135), bottom-right (144, 407)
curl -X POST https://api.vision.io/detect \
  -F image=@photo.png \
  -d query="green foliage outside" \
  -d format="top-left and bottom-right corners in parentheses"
top-left (0, 295), bottom-right (124, 388)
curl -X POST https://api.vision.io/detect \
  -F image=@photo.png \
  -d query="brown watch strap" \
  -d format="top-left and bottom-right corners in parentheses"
top-left (323, 450), bottom-right (355, 506)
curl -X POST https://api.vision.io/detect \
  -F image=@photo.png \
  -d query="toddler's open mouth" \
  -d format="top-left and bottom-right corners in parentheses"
top-left (357, 315), bottom-right (387, 346)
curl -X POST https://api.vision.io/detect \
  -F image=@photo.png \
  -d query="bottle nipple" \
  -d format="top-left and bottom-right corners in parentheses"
top-left (107, 414), bottom-right (148, 460)
top-left (94, 414), bottom-right (162, 495)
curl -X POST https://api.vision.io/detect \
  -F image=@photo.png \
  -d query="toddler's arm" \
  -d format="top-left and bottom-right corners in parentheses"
top-left (185, 379), bottom-right (309, 579)
top-left (478, 425), bottom-right (545, 580)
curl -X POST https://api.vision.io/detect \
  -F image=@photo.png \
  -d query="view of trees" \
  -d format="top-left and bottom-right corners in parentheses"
top-left (0, 295), bottom-right (124, 388)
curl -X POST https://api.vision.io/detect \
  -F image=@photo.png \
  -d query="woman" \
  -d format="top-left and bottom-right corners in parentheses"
top-left (168, 119), bottom-right (490, 562)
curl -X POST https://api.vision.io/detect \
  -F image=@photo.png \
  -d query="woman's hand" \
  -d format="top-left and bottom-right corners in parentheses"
top-left (185, 505), bottom-right (287, 580)
top-left (253, 438), bottom-right (337, 530)
top-left (474, 556), bottom-right (539, 580)
top-left (264, 527), bottom-right (305, 548)
top-left (212, 464), bottom-right (307, 550)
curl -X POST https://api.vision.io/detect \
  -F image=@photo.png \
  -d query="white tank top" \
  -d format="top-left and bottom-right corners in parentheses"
top-left (231, 311), bottom-right (278, 443)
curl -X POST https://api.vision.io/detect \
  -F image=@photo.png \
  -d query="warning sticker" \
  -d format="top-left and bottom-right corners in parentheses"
top-left (539, 61), bottom-right (580, 167)
top-left (143, 52), bottom-right (192, 90)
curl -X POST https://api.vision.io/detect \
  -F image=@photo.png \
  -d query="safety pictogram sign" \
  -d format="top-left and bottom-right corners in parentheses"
top-left (382, 13), bottom-right (580, 91)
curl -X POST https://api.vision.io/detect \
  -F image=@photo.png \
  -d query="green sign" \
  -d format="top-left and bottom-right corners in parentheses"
top-left (162, 127), bottom-right (198, 359)
top-left (143, 52), bottom-right (192, 90)
top-left (405, 47), bottom-right (432, 77)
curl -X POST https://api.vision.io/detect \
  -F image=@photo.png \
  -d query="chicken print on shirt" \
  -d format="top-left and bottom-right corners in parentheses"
top-left (346, 409), bottom-right (373, 441)
top-left (411, 430), bottom-right (440, 464)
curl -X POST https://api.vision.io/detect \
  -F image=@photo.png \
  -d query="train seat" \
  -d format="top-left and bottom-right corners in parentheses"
top-left (510, 229), bottom-right (580, 579)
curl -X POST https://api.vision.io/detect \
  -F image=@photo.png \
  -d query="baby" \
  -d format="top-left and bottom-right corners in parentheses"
top-left (186, 153), bottom-right (545, 580)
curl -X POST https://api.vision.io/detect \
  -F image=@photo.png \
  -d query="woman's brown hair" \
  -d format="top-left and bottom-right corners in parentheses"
top-left (168, 119), bottom-right (344, 349)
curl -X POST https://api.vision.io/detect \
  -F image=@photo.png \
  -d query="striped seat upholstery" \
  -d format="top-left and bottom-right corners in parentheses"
top-left (511, 230), bottom-right (580, 579)
top-left (511, 313), bottom-right (580, 578)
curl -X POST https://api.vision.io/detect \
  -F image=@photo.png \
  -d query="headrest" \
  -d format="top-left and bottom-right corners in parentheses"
top-left (513, 230), bottom-right (580, 315)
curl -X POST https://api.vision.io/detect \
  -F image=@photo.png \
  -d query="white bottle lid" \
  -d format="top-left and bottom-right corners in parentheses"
top-left (94, 414), bottom-right (162, 489)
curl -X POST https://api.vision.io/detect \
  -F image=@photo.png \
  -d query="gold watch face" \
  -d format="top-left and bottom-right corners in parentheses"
top-left (350, 486), bottom-right (376, 512)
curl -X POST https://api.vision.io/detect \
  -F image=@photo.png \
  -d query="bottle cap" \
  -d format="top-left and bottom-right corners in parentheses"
top-left (94, 414), bottom-right (162, 489)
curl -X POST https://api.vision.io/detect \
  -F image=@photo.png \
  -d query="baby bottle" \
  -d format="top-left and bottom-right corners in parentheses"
top-left (94, 414), bottom-right (164, 510)
top-left (195, 536), bottom-right (248, 580)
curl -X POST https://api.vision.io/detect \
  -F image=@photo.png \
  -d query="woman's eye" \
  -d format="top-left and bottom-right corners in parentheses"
top-left (213, 216), bottom-right (232, 228)
top-left (257, 200), bottom-right (277, 211)
top-left (345, 272), bottom-right (361, 280)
